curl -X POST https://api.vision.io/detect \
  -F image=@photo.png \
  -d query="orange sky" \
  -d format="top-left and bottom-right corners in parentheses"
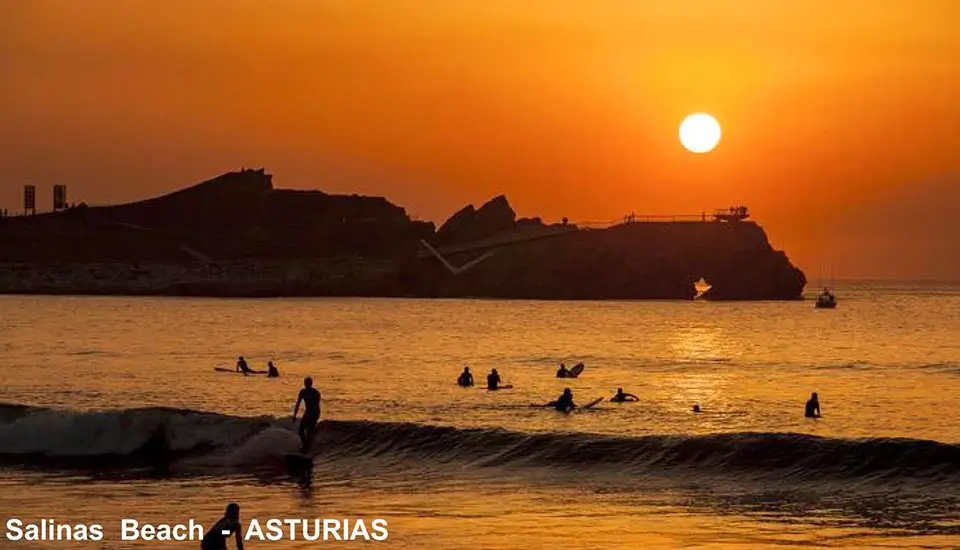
top-left (2, 1), bottom-right (958, 280)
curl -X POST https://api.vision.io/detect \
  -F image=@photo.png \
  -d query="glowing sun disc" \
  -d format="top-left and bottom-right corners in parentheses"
top-left (679, 113), bottom-right (721, 153)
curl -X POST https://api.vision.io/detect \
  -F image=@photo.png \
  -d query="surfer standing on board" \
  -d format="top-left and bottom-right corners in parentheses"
top-left (293, 377), bottom-right (322, 452)
top-left (201, 503), bottom-right (244, 550)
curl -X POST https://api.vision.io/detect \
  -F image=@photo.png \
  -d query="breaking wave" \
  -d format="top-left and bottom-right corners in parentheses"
top-left (1, 403), bottom-right (958, 487)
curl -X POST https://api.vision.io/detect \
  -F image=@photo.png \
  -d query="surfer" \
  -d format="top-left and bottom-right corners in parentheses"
top-left (236, 356), bottom-right (252, 375)
top-left (805, 392), bottom-right (821, 418)
top-left (610, 388), bottom-right (639, 403)
top-left (201, 503), bottom-right (244, 550)
top-left (457, 367), bottom-right (474, 387)
top-left (546, 388), bottom-right (576, 413)
top-left (556, 363), bottom-right (569, 378)
top-left (487, 368), bottom-right (502, 390)
top-left (267, 361), bottom-right (279, 378)
top-left (293, 377), bottom-right (322, 453)
top-left (692, 404), bottom-right (702, 413)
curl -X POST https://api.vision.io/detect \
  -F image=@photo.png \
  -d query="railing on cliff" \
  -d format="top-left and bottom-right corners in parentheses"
top-left (573, 212), bottom-right (718, 229)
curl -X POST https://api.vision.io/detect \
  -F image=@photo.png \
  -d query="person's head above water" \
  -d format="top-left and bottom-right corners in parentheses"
top-left (304, 377), bottom-right (313, 388)
top-left (463, 366), bottom-right (470, 372)
top-left (563, 388), bottom-right (572, 396)
top-left (268, 361), bottom-right (274, 367)
top-left (811, 392), bottom-right (818, 399)
top-left (225, 503), bottom-right (240, 519)
top-left (238, 356), bottom-right (244, 360)
top-left (617, 388), bottom-right (624, 394)
top-left (492, 368), bottom-right (498, 374)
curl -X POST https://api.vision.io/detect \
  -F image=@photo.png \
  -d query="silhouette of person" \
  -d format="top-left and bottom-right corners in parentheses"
top-left (201, 503), bottom-right (244, 550)
top-left (548, 388), bottom-right (576, 412)
top-left (293, 377), bottom-right (322, 452)
top-left (692, 404), bottom-right (701, 413)
top-left (457, 367), bottom-right (474, 387)
top-left (267, 361), bottom-right (279, 378)
top-left (805, 392), bottom-right (821, 418)
top-left (236, 356), bottom-right (251, 374)
top-left (487, 368), bottom-right (502, 390)
top-left (556, 363), bottom-right (569, 378)
top-left (610, 388), bottom-right (639, 403)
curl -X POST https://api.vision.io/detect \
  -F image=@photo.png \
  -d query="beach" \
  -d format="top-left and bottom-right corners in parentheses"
top-left (1, 282), bottom-right (958, 548)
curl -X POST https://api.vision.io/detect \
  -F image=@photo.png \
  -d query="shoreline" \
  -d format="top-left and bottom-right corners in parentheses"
top-left (0, 261), bottom-right (806, 301)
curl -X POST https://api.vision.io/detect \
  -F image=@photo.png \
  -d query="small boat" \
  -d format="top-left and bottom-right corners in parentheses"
top-left (815, 288), bottom-right (837, 309)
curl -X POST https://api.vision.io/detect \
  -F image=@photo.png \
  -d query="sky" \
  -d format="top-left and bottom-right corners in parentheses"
top-left (1, 0), bottom-right (958, 280)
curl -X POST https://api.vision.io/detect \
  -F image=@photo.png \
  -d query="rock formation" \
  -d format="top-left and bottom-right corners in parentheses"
top-left (0, 170), bottom-right (806, 300)
top-left (435, 195), bottom-right (518, 245)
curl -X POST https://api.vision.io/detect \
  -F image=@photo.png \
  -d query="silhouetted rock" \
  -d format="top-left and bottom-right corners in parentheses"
top-left (0, 172), bottom-right (806, 300)
top-left (435, 195), bottom-right (516, 245)
top-left (409, 220), bottom-right (805, 300)
top-left (0, 169), bottom-right (433, 263)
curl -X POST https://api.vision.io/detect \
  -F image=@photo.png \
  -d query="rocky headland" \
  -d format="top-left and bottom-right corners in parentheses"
top-left (0, 169), bottom-right (805, 300)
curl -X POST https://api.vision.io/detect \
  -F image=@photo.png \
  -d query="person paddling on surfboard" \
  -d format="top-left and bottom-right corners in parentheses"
top-left (610, 388), bottom-right (639, 403)
top-left (201, 502), bottom-right (244, 550)
top-left (487, 369), bottom-right (502, 390)
top-left (805, 392), bottom-right (821, 418)
top-left (457, 367), bottom-right (474, 387)
top-left (267, 361), bottom-right (279, 378)
top-left (293, 377), bottom-right (322, 453)
top-left (236, 356), bottom-right (252, 375)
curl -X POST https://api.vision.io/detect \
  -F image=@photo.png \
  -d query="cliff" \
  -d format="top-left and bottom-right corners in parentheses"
top-left (412, 215), bottom-right (804, 300)
top-left (0, 169), bottom-right (433, 262)
top-left (0, 170), bottom-right (806, 300)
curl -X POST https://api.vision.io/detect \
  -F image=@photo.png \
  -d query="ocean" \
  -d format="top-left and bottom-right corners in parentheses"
top-left (1, 282), bottom-right (958, 549)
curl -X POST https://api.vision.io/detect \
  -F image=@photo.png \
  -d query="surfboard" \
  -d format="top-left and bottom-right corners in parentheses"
top-left (568, 363), bottom-right (585, 378)
top-left (213, 367), bottom-right (266, 374)
top-left (487, 385), bottom-right (514, 390)
top-left (580, 397), bottom-right (603, 409)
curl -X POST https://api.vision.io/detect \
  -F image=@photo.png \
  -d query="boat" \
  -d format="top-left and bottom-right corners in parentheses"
top-left (814, 288), bottom-right (837, 309)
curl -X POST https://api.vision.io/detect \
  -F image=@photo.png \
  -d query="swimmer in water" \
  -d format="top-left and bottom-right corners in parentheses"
top-left (545, 388), bottom-right (576, 413)
top-left (487, 368), bottom-right (502, 390)
top-left (610, 388), bottom-right (639, 403)
top-left (805, 392), bottom-right (821, 418)
top-left (457, 366), bottom-right (474, 387)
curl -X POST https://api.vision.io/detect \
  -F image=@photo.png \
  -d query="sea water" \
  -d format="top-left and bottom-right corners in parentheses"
top-left (0, 282), bottom-right (958, 548)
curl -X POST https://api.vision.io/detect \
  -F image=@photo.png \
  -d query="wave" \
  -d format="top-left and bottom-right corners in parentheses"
top-left (1, 403), bottom-right (958, 487)
top-left (914, 362), bottom-right (960, 375)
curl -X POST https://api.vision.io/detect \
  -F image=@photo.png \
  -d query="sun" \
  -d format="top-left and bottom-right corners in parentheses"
top-left (679, 113), bottom-right (721, 153)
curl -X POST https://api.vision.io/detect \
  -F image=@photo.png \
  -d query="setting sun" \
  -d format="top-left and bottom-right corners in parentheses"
top-left (679, 113), bottom-right (722, 154)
